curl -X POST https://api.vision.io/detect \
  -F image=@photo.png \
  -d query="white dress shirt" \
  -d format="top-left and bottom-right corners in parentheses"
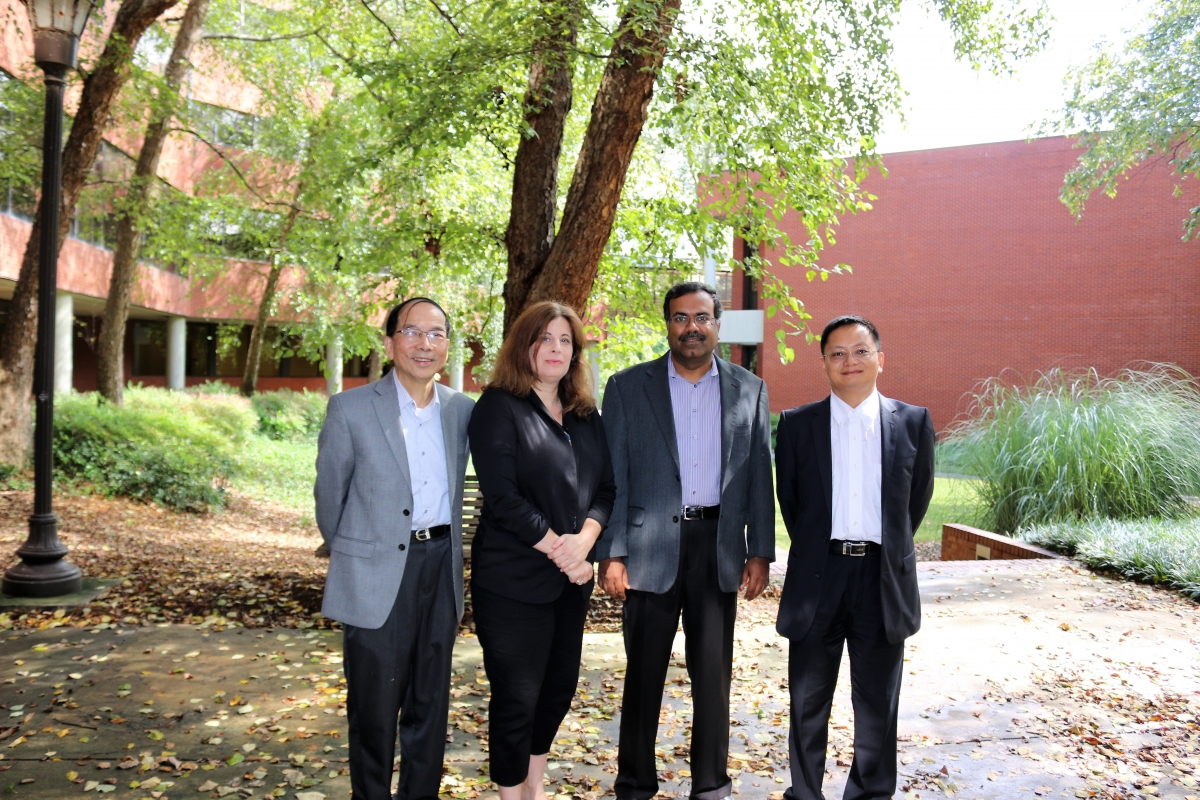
top-left (394, 371), bottom-right (452, 529)
top-left (829, 390), bottom-right (882, 543)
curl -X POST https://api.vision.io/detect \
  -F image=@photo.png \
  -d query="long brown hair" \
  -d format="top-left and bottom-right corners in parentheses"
top-left (486, 301), bottom-right (595, 416)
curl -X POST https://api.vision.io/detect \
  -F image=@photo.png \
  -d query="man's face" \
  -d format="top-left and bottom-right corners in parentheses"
top-left (822, 324), bottom-right (884, 398)
top-left (384, 302), bottom-right (450, 384)
top-left (666, 292), bottom-right (720, 365)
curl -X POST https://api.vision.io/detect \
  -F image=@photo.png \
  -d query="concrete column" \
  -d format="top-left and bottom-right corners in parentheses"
top-left (53, 293), bottom-right (72, 395)
top-left (703, 252), bottom-right (717, 287)
top-left (326, 335), bottom-right (343, 395)
top-left (448, 341), bottom-right (464, 392)
top-left (166, 316), bottom-right (186, 390)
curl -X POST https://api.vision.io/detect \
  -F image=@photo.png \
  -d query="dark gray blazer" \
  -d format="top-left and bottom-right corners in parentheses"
top-left (597, 354), bottom-right (775, 593)
top-left (774, 395), bottom-right (935, 643)
top-left (314, 378), bottom-right (474, 629)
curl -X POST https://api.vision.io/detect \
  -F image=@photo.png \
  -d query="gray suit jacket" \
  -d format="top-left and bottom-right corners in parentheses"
top-left (597, 354), bottom-right (775, 593)
top-left (314, 378), bottom-right (474, 629)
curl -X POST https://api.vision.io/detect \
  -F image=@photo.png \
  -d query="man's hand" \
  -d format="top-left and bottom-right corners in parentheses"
top-left (598, 558), bottom-right (630, 600)
top-left (740, 556), bottom-right (769, 601)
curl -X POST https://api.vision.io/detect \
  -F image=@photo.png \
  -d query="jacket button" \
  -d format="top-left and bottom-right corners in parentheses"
top-left (398, 544), bottom-right (406, 551)
top-left (672, 515), bottom-right (679, 523)
top-left (814, 573), bottom-right (820, 579)
top-left (403, 509), bottom-right (410, 516)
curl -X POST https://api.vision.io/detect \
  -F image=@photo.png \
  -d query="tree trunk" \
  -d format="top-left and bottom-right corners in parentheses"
top-left (0, 0), bottom-right (181, 466)
top-left (527, 0), bottom-right (682, 314)
top-left (501, 2), bottom-right (580, 334)
top-left (241, 201), bottom-right (302, 397)
top-left (367, 349), bottom-right (382, 383)
top-left (97, 0), bottom-right (210, 405)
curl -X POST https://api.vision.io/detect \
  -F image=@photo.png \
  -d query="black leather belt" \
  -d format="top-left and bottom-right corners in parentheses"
top-left (829, 540), bottom-right (880, 556)
top-left (681, 504), bottom-right (721, 521)
top-left (412, 524), bottom-right (451, 542)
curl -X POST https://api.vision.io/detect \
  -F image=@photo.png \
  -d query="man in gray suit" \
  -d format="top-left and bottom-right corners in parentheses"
top-left (315, 297), bottom-right (474, 800)
top-left (598, 281), bottom-right (775, 800)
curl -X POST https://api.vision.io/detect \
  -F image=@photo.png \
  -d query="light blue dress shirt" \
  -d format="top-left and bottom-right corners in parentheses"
top-left (393, 371), bottom-right (452, 529)
top-left (667, 355), bottom-right (723, 507)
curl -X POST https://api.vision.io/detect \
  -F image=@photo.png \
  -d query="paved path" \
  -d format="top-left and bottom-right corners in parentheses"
top-left (0, 559), bottom-right (1195, 799)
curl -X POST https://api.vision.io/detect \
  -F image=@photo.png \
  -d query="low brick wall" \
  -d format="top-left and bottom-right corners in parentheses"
top-left (941, 523), bottom-right (1060, 561)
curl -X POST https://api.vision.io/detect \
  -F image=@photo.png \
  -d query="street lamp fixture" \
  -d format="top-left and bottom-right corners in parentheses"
top-left (2, 0), bottom-right (95, 598)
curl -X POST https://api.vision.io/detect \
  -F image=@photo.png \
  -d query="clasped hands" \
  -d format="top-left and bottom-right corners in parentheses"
top-left (533, 519), bottom-right (602, 585)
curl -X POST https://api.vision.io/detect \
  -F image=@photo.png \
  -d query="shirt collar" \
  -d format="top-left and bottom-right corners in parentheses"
top-left (393, 369), bottom-right (440, 413)
top-left (667, 354), bottom-right (719, 382)
top-left (830, 390), bottom-right (880, 428)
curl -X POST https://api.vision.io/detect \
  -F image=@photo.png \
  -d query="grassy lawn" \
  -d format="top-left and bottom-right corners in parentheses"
top-left (233, 436), bottom-right (319, 519)
top-left (773, 472), bottom-right (983, 550)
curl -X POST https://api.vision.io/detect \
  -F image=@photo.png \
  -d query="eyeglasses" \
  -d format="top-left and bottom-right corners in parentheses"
top-left (396, 327), bottom-right (449, 345)
top-left (669, 313), bottom-right (716, 327)
top-left (823, 348), bottom-right (879, 363)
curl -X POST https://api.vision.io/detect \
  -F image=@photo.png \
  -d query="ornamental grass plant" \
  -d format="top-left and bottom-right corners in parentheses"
top-left (943, 366), bottom-right (1200, 534)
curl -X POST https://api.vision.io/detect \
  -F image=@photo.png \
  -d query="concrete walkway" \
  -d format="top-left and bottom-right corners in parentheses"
top-left (0, 559), bottom-right (1195, 799)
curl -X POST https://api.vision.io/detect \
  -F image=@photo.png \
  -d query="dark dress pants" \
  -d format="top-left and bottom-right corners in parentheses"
top-left (616, 518), bottom-right (736, 800)
top-left (343, 535), bottom-right (457, 800)
top-left (784, 550), bottom-right (905, 800)
top-left (472, 581), bottom-right (590, 788)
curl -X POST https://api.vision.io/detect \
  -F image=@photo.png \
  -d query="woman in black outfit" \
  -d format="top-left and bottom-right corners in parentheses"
top-left (468, 301), bottom-right (616, 800)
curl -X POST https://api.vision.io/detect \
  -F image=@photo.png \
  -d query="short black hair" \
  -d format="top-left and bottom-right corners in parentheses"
top-left (385, 297), bottom-right (448, 337)
top-left (662, 281), bottom-right (723, 322)
top-left (820, 315), bottom-right (881, 354)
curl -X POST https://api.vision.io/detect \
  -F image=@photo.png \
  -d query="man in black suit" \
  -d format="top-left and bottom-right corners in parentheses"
top-left (774, 315), bottom-right (934, 800)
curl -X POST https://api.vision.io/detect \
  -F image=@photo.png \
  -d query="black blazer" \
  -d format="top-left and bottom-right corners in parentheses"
top-left (774, 394), bottom-right (935, 643)
top-left (468, 388), bottom-right (616, 604)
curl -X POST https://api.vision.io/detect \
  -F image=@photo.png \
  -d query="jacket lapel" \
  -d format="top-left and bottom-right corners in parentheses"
top-left (716, 357), bottom-right (740, 492)
top-left (373, 376), bottom-right (412, 492)
top-left (644, 355), bottom-right (680, 471)
top-left (436, 383), bottom-right (460, 500)
top-left (880, 394), bottom-right (897, 515)
top-left (812, 397), bottom-right (833, 516)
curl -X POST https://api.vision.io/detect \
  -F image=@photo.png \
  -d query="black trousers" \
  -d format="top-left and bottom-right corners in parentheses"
top-left (615, 518), bottom-right (735, 800)
top-left (472, 581), bottom-right (590, 788)
top-left (343, 535), bottom-right (457, 800)
top-left (784, 551), bottom-right (905, 800)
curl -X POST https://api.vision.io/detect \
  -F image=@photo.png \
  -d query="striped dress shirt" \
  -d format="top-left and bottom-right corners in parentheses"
top-left (667, 355), bottom-right (722, 507)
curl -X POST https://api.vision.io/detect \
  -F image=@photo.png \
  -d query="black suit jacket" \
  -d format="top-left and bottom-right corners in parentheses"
top-left (775, 394), bottom-right (935, 643)
top-left (468, 388), bottom-right (616, 604)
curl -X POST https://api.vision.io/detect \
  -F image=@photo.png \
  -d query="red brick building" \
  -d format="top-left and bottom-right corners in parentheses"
top-left (735, 136), bottom-right (1200, 431)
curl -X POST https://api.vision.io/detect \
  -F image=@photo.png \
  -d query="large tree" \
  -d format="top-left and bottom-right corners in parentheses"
top-left (0, 0), bottom-right (180, 465)
top-left (1051, 0), bottom-right (1200, 238)
top-left (317, 0), bottom-right (1049, 338)
top-left (96, 0), bottom-right (210, 405)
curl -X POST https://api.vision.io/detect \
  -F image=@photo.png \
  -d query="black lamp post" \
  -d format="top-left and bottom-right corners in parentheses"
top-left (2, 0), bottom-right (95, 598)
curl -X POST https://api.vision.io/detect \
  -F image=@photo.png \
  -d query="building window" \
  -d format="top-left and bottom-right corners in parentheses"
top-left (131, 321), bottom-right (167, 376)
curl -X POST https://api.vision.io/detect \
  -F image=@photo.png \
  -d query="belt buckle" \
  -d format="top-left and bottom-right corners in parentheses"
top-left (842, 541), bottom-right (868, 556)
top-left (413, 528), bottom-right (431, 542)
top-left (682, 506), bottom-right (700, 521)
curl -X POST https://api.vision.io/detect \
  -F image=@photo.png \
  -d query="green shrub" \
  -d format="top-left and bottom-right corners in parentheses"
top-left (943, 366), bottom-right (1200, 533)
top-left (251, 389), bottom-right (327, 440)
top-left (125, 385), bottom-right (256, 443)
top-left (1018, 517), bottom-right (1200, 599)
top-left (54, 392), bottom-right (242, 511)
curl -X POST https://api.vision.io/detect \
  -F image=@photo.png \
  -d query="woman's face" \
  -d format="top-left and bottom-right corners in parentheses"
top-left (531, 316), bottom-right (574, 387)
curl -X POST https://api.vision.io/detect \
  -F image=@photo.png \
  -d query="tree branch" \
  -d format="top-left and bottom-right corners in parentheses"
top-left (427, 0), bottom-right (464, 37)
top-left (357, 0), bottom-right (404, 46)
top-left (168, 126), bottom-right (304, 213)
top-left (203, 29), bottom-right (321, 42)
top-left (314, 32), bottom-right (386, 103)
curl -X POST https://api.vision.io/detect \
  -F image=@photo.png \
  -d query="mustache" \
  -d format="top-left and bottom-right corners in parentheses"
top-left (677, 332), bottom-right (707, 343)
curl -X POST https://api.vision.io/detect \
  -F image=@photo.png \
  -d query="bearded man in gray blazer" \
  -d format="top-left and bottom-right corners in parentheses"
top-left (598, 281), bottom-right (775, 800)
top-left (315, 297), bottom-right (474, 800)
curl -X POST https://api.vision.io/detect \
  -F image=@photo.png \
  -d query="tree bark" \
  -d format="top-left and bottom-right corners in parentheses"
top-left (366, 349), bottom-right (382, 383)
top-left (527, 0), bottom-right (681, 314)
top-left (0, 0), bottom-right (181, 466)
top-left (240, 200), bottom-right (302, 397)
top-left (97, 0), bottom-right (210, 405)
top-left (501, 3), bottom-right (579, 334)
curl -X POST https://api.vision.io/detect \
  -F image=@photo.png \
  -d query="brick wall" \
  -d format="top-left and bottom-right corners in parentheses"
top-left (941, 523), bottom-right (1059, 561)
top-left (750, 136), bottom-right (1200, 431)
